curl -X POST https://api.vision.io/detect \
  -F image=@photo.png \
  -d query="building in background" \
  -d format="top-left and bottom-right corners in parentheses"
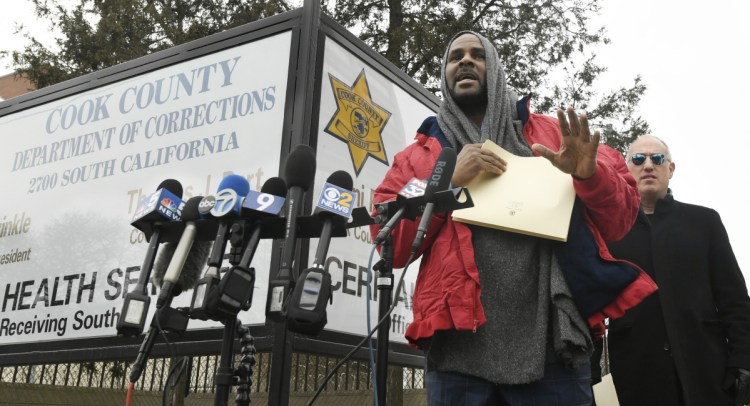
top-left (0, 72), bottom-right (34, 101)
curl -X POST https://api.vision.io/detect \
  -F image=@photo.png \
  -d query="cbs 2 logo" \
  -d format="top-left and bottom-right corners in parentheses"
top-left (338, 191), bottom-right (353, 207)
top-left (323, 187), bottom-right (353, 207)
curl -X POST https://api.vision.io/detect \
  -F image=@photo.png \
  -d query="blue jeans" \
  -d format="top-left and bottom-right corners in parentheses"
top-left (425, 362), bottom-right (593, 406)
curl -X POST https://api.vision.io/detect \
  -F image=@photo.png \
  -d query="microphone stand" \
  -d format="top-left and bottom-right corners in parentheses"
top-left (235, 323), bottom-right (256, 406)
top-left (373, 223), bottom-right (394, 406)
top-left (366, 188), bottom-right (475, 406)
top-left (214, 223), bottom-right (245, 406)
top-left (215, 316), bottom-right (238, 406)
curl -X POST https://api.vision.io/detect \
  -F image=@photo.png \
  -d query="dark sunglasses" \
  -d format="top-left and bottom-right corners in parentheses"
top-left (629, 153), bottom-right (668, 166)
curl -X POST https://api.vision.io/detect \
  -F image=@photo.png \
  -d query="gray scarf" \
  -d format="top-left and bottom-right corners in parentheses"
top-left (436, 31), bottom-right (525, 150)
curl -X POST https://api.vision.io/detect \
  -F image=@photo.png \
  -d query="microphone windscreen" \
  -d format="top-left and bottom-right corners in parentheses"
top-left (177, 240), bottom-right (211, 292)
top-left (284, 145), bottom-right (316, 190)
top-left (424, 148), bottom-right (457, 201)
top-left (157, 179), bottom-right (183, 199)
top-left (151, 242), bottom-right (177, 288)
top-left (151, 196), bottom-right (207, 289)
top-left (218, 174), bottom-right (250, 197)
top-left (260, 176), bottom-right (288, 197)
top-left (326, 170), bottom-right (353, 191)
top-left (150, 237), bottom-right (211, 291)
top-left (179, 196), bottom-right (212, 287)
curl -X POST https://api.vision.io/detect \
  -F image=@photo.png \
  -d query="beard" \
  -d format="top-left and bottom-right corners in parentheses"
top-left (449, 83), bottom-right (488, 117)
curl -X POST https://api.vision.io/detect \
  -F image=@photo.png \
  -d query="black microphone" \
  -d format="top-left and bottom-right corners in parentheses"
top-left (411, 148), bottom-right (457, 252)
top-left (118, 179), bottom-right (183, 337)
top-left (310, 170), bottom-right (354, 268)
top-left (152, 196), bottom-right (211, 309)
top-left (130, 179), bottom-right (184, 238)
top-left (287, 170), bottom-right (353, 335)
top-left (266, 145), bottom-right (316, 322)
top-left (210, 177), bottom-right (288, 318)
top-left (237, 176), bottom-right (288, 266)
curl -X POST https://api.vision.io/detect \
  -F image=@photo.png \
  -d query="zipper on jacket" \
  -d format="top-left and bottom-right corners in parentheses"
top-left (473, 319), bottom-right (478, 333)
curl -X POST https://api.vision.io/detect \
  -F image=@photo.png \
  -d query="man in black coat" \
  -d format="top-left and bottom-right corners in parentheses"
top-left (606, 135), bottom-right (750, 405)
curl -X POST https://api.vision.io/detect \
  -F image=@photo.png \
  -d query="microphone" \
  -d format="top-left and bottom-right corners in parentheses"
top-left (210, 177), bottom-right (288, 319)
top-left (237, 176), bottom-right (288, 265)
top-left (373, 177), bottom-right (428, 245)
top-left (152, 196), bottom-right (211, 309)
top-left (118, 179), bottom-right (183, 337)
top-left (130, 179), bottom-right (185, 239)
top-left (287, 170), bottom-right (354, 335)
top-left (190, 174), bottom-right (250, 320)
top-left (310, 170), bottom-right (354, 268)
top-left (203, 174), bottom-right (251, 276)
top-left (411, 148), bottom-right (457, 252)
top-left (198, 174), bottom-right (250, 220)
top-left (266, 145), bottom-right (316, 322)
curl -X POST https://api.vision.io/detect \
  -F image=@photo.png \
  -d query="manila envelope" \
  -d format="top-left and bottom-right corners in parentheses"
top-left (452, 140), bottom-right (575, 241)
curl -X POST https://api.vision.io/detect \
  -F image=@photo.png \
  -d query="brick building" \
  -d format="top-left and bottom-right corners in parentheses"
top-left (0, 72), bottom-right (34, 101)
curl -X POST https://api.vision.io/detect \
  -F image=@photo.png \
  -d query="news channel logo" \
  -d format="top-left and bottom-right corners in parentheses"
top-left (316, 183), bottom-right (355, 217)
top-left (132, 189), bottom-right (183, 222)
top-left (161, 198), bottom-right (179, 213)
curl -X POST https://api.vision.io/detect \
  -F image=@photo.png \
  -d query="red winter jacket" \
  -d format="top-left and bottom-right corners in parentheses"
top-left (371, 104), bottom-right (658, 347)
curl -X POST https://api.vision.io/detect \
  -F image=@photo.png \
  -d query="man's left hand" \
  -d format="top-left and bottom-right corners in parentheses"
top-left (531, 107), bottom-right (599, 180)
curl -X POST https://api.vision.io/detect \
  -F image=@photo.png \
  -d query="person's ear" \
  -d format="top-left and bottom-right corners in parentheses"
top-left (668, 161), bottom-right (675, 179)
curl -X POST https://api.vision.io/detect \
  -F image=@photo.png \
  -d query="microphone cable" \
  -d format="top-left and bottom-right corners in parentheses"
top-left (153, 313), bottom-right (179, 404)
top-left (154, 311), bottom-right (177, 360)
top-left (125, 382), bottom-right (134, 406)
top-left (125, 307), bottom-right (178, 405)
top-left (162, 356), bottom-right (190, 406)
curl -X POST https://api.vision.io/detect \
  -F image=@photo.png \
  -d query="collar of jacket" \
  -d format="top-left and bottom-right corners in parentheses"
top-left (640, 189), bottom-right (676, 220)
top-left (655, 189), bottom-right (675, 212)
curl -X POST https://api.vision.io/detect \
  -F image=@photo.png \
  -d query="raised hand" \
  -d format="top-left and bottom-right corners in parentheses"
top-left (531, 107), bottom-right (600, 180)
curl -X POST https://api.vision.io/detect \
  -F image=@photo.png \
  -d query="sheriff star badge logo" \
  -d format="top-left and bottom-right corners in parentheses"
top-left (324, 70), bottom-right (391, 175)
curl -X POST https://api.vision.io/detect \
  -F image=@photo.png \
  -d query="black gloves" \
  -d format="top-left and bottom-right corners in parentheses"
top-left (724, 368), bottom-right (750, 406)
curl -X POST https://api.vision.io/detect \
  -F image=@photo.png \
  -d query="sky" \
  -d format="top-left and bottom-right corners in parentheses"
top-left (589, 0), bottom-right (750, 284)
top-left (1, 0), bottom-right (748, 282)
top-left (0, 0), bottom-right (57, 81)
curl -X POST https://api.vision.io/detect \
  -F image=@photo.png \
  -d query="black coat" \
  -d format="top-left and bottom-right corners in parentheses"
top-left (606, 194), bottom-right (750, 406)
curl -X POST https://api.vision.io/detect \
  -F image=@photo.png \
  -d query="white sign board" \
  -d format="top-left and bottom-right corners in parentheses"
top-left (0, 31), bottom-right (293, 344)
top-left (313, 37), bottom-right (436, 343)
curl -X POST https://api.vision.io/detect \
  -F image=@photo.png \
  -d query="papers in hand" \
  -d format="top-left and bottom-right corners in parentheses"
top-left (451, 140), bottom-right (575, 241)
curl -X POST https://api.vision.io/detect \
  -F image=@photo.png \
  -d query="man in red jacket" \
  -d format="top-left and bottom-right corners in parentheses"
top-left (371, 31), bottom-right (656, 405)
